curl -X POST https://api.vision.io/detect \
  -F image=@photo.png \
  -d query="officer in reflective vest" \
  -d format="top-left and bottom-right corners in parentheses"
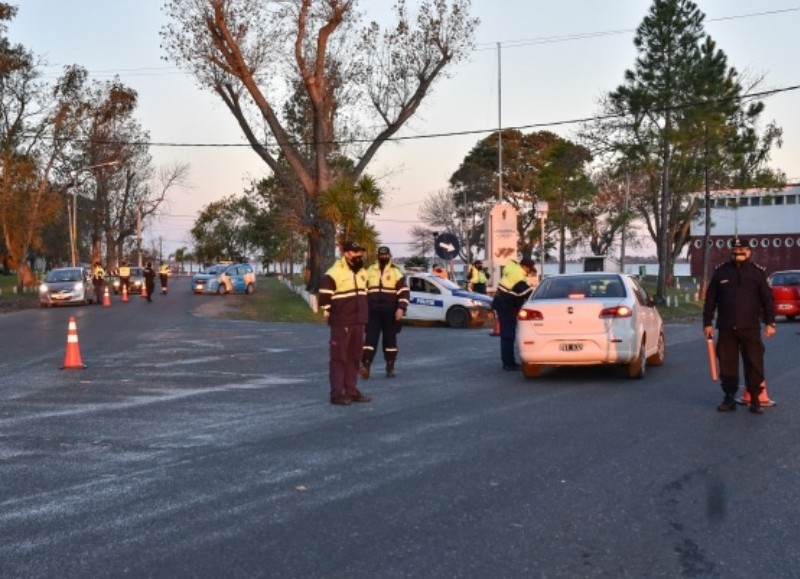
top-left (360, 246), bottom-right (409, 379)
top-left (467, 260), bottom-right (489, 294)
top-left (491, 257), bottom-right (536, 370)
top-left (318, 241), bottom-right (372, 406)
top-left (91, 261), bottom-right (106, 305)
top-left (159, 262), bottom-right (170, 294)
top-left (118, 262), bottom-right (131, 294)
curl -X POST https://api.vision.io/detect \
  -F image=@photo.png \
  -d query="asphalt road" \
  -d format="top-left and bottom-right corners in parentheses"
top-left (1, 277), bottom-right (799, 578)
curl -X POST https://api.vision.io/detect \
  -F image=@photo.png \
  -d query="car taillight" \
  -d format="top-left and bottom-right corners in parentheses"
top-left (599, 306), bottom-right (632, 318)
top-left (518, 308), bottom-right (543, 321)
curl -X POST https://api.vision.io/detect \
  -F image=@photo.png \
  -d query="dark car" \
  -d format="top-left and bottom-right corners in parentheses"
top-left (39, 267), bottom-right (97, 307)
top-left (768, 270), bottom-right (800, 321)
top-left (112, 266), bottom-right (146, 294)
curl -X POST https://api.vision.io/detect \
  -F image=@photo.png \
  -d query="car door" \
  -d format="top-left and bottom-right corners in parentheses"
top-left (630, 277), bottom-right (660, 355)
top-left (406, 276), bottom-right (446, 321)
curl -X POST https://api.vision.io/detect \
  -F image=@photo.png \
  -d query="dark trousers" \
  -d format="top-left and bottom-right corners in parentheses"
top-left (145, 281), bottom-right (155, 301)
top-left (329, 323), bottom-right (365, 397)
top-left (496, 306), bottom-right (520, 366)
top-left (93, 281), bottom-right (105, 303)
top-left (362, 309), bottom-right (399, 364)
top-left (159, 274), bottom-right (168, 291)
top-left (716, 327), bottom-right (765, 399)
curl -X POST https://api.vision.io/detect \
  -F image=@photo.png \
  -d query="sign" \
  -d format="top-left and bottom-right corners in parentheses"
top-left (434, 233), bottom-right (460, 260)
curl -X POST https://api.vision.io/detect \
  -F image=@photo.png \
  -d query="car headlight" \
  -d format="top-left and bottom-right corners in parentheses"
top-left (39, 283), bottom-right (49, 293)
top-left (75, 281), bottom-right (84, 291)
top-left (468, 299), bottom-right (489, 308)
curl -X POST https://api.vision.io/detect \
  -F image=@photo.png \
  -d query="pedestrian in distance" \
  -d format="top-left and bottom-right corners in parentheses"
top-left (467, 260), bottom-right (489, 294)
top-left (703, 237), bottom-right (776, 414)
top-left (91, 261), bottom-right (106, 306)
top-left (360, 246), bottom-right (409, 379)
top-left (143, 262), bottom-right (156, 303)
top-left (318, 241), bottom-right (372, 406)
top-left (159, 262), bottom-right (170, 295)
top-left (432, 264), bottom-right (449, 280)
top-left (492, 257), bottom-right (536, 371)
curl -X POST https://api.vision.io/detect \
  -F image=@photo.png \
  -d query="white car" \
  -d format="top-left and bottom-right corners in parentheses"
top-left (516, 272), bottom-right (665, 379)
top-left (405, 273), bottom-right (494, 328)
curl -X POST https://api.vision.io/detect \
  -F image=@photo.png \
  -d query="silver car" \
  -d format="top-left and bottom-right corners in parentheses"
top-left (39, 267), bottom-right (97, 307)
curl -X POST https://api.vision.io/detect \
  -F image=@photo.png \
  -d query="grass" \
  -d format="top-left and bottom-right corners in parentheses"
top-left (641, 276), bottom-right (703, 324)
top-left (220, 277), bottom-right (325, 324)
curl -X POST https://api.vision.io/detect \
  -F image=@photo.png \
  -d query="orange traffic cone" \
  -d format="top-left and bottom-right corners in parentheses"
top-left (122, 284), bottom-right (129, 302)
top-left (102, 286), bottom-right (111, 307)
top-left (489, 313), bottom-right (500, 337)
top-left (61, 316), bottom-right (86, 369)
top-left (737, 380), bottom-right (776, 407)
top-left (141, 283), bottom-right (148, 299)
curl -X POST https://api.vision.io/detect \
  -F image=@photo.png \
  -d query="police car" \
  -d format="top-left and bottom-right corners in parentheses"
top-left (192, 263), bottom-right (256, 295)
top-left (405, 273), bottom-right (494, 328)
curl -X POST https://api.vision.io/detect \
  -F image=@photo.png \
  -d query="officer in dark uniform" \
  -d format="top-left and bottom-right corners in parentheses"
top-left (318, 241), bottom-right (372, 406)
top-left (360, 246), bottom-right (409, 379)
top-left (703, 238), bottom-right (776, 414)
top-left (492, 256), bottom-right (536, 370)
top-left (143, 262), bottom-right (156, 303)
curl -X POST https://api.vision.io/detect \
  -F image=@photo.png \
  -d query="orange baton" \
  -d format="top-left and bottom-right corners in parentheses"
top-left (706, 338), bottom-right (718, 381)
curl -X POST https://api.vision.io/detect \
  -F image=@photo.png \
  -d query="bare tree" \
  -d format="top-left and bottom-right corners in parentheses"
top-left (161, 0), bottom-right (478, 289)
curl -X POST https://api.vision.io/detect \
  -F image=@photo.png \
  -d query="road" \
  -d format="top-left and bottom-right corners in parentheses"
top-left (1, 277), bottom-right (799, 578)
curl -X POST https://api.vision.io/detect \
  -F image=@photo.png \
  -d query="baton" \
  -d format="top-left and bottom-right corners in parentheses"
top-left (706, 338), bottom-right (718, 381)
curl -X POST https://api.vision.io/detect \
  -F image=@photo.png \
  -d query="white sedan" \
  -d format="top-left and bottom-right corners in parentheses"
top-left (516, 272), bottom-right (665, 379)
top-left (405, 273), bottom-right (494, 328)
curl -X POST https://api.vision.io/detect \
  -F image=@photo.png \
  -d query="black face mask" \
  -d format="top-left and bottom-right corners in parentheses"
top-left (474, 264), bottom-right (482, 271)
top-left (347, 256), bottom-right (364, 270)
top-left (378, 256), bottom-right (391, 266)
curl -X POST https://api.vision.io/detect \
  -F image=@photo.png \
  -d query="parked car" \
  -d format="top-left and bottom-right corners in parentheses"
top-left (516, 272), bottom-right (665, 379)
top-left (39, 266), bottom-right (97, 307)
top-left (405, 273), bottom-right (494, 328)
top-left (112, 266), bottom-right (146, 294)
top-left (768, 269), bottom-right (800, 321)
top-left (192, 263), bottom-right (256, 295)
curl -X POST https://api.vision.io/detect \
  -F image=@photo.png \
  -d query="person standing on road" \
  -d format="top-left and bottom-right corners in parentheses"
top-left (318, 241), bottom-right (372, 406)
top-left (492, 257), bottom-right (536, 371)
top-left (159, 262), bottom-right (170, 295)
top-left (143, 262), bottom-right (156, 303)
top-left (360, 246), bottom-right (409, 379)
top-left (91, 261), bottom-right (106, 306)
top-left (467, 260), bottom-right (489, 294)
top-left (703, 237), bottom-right (776, 414)
top-left (118, 261), bottom-right (131, 294)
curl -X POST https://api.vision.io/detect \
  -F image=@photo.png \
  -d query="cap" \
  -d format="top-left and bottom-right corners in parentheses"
top-left (343, 240), bottom-right (364, 252)
top-left (377, 246), bottom-right (391, 256)
top-left (731, 237), bottom-right (749, 249)
top-left (473, 260), bottom-right (482, 266)
top-left (520, 257), bottom-right (535, 269)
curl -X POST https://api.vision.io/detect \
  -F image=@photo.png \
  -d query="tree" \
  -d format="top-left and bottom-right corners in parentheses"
top-left (161, 0), bottom-right (478, 290)
top-left (190, 195), bottom-right (260, 263)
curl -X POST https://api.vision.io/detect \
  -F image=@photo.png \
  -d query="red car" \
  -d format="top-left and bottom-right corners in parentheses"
top-left (768, 270), bottom-right (800, 321)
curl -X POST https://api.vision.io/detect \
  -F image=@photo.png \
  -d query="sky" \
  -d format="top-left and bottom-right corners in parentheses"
top-left (8, 0), bottom-right (800, 259)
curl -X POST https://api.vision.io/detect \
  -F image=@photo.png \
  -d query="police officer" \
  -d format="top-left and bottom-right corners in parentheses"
top-left (467, 260), bottom-right (489, 294)
top-left (118, 261), bottom-right (131, 294)
top-left (360, 246), bottom-right (409, 379)
top-left (143, 262), bottom-right (156, 303)
top-left (91, 261), bottom-right (106, 305)
top-left (703, 238), bottom-right (776, 414)
top-left (319, 241), bottom-right (372, 406)
top-left (492, 257), bottom-right (536, 370)
top-left (159, 262), bottom-right (170, 294)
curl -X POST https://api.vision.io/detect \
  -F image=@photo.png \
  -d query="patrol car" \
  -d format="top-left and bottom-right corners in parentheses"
top-left (192, 263), bottom-right (256, 295)
top-left (405, 273), bottom-right (494, 328)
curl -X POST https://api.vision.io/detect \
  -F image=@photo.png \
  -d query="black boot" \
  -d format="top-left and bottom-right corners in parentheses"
top-left (386, 359), bottom-right (395, 378)
top-left (359, 360), bottom-right (371, 380)
top-left (717, 394), bottom-right (737, 412)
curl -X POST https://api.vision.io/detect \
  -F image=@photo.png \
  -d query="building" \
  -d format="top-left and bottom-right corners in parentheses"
top-left (689, 184), bottom-right (800, 276)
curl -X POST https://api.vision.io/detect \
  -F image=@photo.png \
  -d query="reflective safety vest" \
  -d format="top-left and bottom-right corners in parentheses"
top-left (118, 265), bottom-right (131, 277)
top-left (366, 262), bottom-right (409, 311)
top-left (319, 257), bottom-right (368, 325)
top-left (92, 266), bottom-right (105, 280)
top-left (498, 260), bottom-right (529, 296)
top-left (159, 264), bottom-right (170, 275)
top-left (469, 267), bottom-right (488, 286)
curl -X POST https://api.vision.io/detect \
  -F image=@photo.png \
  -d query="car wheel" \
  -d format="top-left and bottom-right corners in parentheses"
top-left (217, 284), bottom-right (227, 295)
top-left (522, 363), bottom-right (542, 379)
top-left (646, 331), bottom-right (666, 366)
top-left (787, 315), bottom-right (796, 322)
top-left (627, 337), bottom-right (646, 379)
top-left (445, 306), bottom-right (470, 328)
top-left (246, 283), bottom-right (254, 295)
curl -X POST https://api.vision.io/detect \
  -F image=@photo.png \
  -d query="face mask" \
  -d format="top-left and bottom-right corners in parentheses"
top-left (348, 256), bottom-right (364, 270)
top-left (378, 256), bottom-right (391, 266)
top-left (474, 265), bottom-right (482, 271)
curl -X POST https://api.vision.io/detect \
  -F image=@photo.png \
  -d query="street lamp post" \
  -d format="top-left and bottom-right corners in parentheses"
top-left (535, 201), bottom-right (548, 274)
top-left (69, 160), bottom-right (120, 266)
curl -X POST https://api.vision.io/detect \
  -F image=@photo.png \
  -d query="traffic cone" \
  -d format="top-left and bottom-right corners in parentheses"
top-left (736, 380), bottom-right (776, 407)
top-left (489, 312), bottom-right (500, 337)
top-left (141, 283), bottom-right (148, 299)
top-left (102, 286), bottom-right (111, 307)
top-left (61, 316), bottom-right (86, 369)
top-left (122, 284), bottom-right (129, 303)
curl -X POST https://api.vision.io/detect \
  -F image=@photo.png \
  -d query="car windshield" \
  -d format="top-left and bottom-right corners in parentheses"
top-left (770, 272), bottom-right (800, 286)
top-left (533, 275), bottom-right (626, 299)
top-left (130, 268), bottom-right (144, 277)
top-left (45, 269), bottom-right (82, 283)
top-left (201, 265), bottom-right (226, 275)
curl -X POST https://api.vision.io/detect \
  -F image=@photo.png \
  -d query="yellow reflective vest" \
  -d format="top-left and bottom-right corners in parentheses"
top-left (318, 257), bottom-right (369, 325)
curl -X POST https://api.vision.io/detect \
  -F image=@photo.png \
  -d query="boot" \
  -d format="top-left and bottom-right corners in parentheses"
top-left (359, 360), bottom-right (371, 380)
top-left (386, 359), bottom-right (395, 378)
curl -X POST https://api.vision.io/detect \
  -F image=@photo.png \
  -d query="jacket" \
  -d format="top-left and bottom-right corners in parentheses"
top-left (366, 262), bottom-right (409, 313)
top-left (319, 257), bottom-right (369, 326)
top-left (702, 259), bottom-right (775, 330)
top-left (492, 259), bottom-right (533, 312)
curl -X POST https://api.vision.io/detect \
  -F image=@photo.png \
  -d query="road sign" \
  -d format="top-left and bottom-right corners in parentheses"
top-left (434, 233), bottom-right (460, 260)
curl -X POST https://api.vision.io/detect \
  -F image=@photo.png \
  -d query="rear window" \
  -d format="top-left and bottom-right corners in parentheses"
top-left (770, 272), bottom-right (800, 286)
top-left (533, 275), bottom-right (626, 299)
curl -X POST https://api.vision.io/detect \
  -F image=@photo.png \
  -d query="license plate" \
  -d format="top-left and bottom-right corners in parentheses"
top-left (559, 343), bottom-right (583, 352)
